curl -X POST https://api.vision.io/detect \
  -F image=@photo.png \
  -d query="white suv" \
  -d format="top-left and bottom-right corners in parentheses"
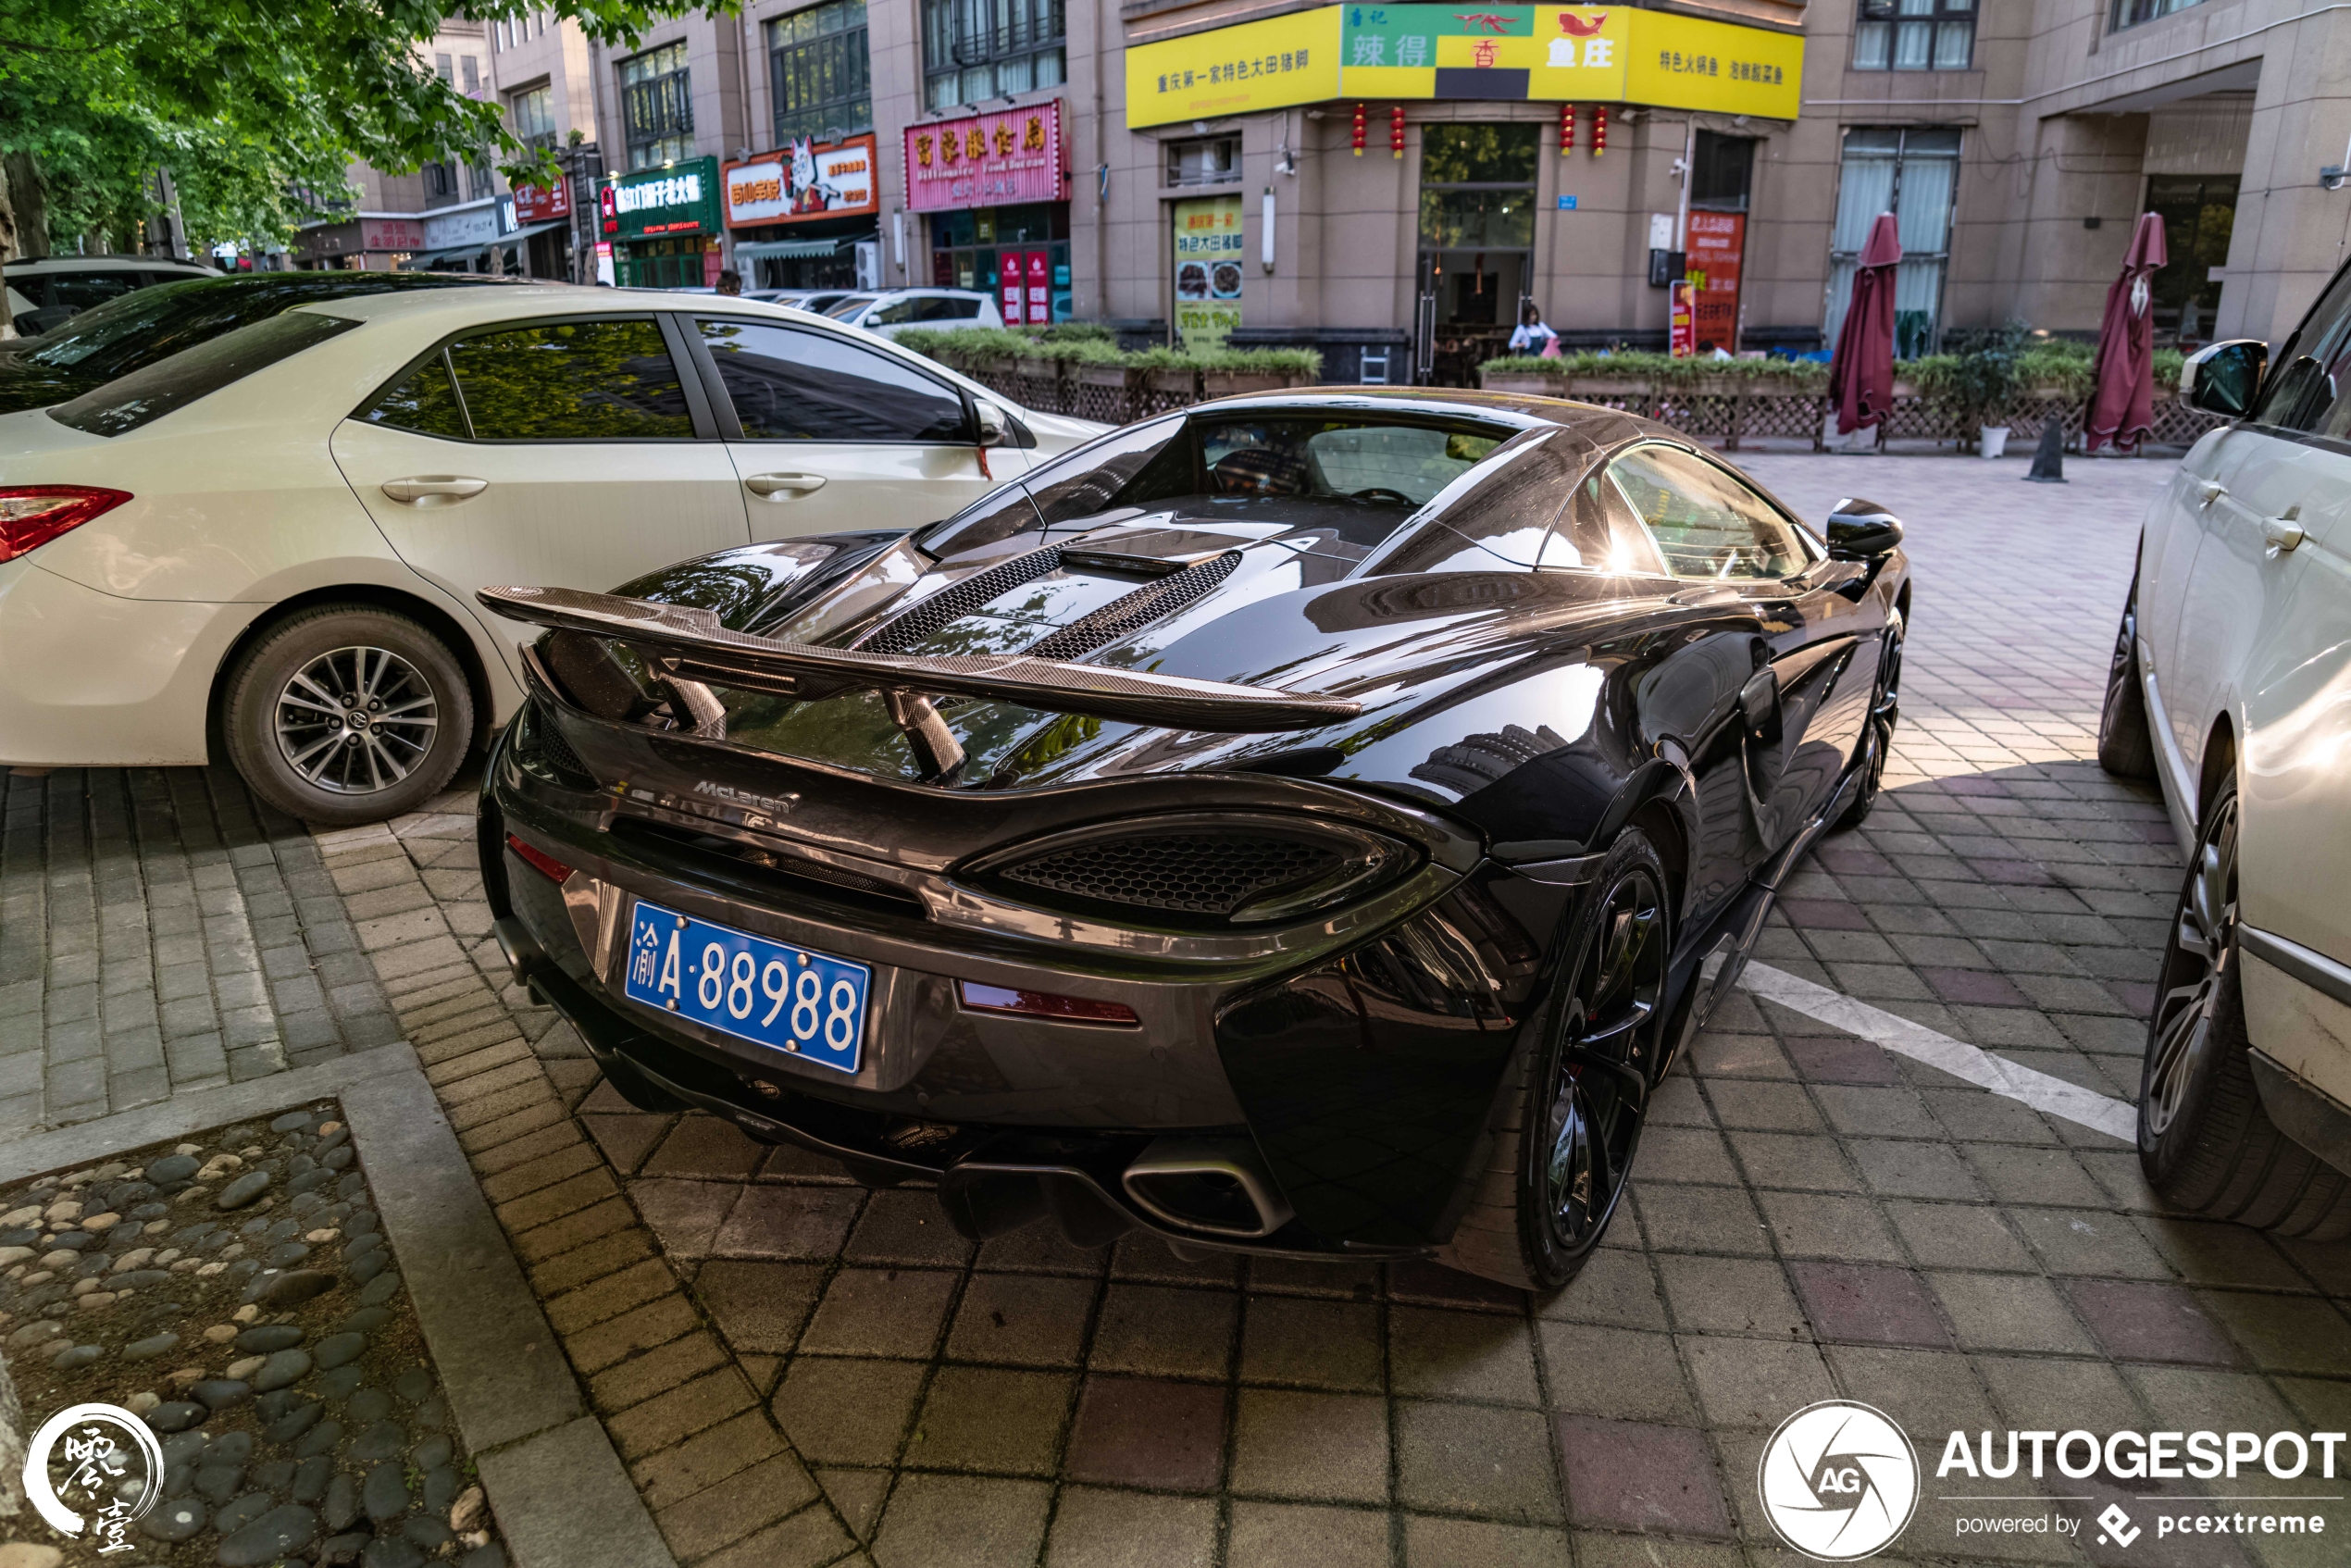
top-left (5, 255), bottom-right (218, 336)
top-left (2099, 255), bottom-right (2351, 1239)
top-left (821, 289), bottom-right (1002, 340)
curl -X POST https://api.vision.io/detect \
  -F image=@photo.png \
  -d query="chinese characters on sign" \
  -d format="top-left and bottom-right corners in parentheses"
top-left (1126, 9), bottom-right (1344, 128)
top-left (512, 178), bottom-right (572, 224)
top-left (603, 157), bottom-right (721, 239)
top-left (724, 135), bottom-right (880, 229)
top-left (904, 101), bottom-right (1066, 213)
top-left (1686, 210), bottom-right (1745, 353)
top-left (1173, 194), bottom-right (1245, 351)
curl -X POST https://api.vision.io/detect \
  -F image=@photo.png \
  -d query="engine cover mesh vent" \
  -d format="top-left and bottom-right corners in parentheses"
top-left (859, 546), bottom-right (1063, 655)
top-left (1024, 551), bottom-right (1242, 664)
top-left (1001, 831), bottom-right (1345, 916)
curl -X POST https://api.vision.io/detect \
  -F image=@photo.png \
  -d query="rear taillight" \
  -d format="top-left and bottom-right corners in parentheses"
top-left (958, 981), bottom-right (1138, 1027)
top-left (0, 486), bottom-right (132, 564)
top-left (505, 833), bottom-right (574, 883)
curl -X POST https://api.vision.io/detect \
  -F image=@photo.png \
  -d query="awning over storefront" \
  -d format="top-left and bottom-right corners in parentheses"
top-left (402, 220), bottom-right (567, 270)
top-left (734, 237), bottom-right (855, 260)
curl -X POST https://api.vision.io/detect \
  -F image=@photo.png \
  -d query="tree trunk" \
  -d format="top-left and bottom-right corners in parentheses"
top-left (0, 152), bottom-right (53, 341)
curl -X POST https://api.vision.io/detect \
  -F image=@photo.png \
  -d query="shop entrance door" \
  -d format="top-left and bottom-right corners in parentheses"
top-left (1415, 125), bottom-right (1538, 386)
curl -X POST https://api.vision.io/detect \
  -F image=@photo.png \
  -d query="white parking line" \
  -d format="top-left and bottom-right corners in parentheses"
top-left (1737, 961), bottom-right (2139, 1144)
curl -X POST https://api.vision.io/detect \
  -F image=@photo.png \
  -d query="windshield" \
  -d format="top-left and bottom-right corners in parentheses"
top-left (16, 274), bottom-right (501, 382)
top-left (49, 312), bottom-right (364, 438)
top-left (822, 295), bottom-right (879, 319)
top-left (1192, 417), bottom-right (1501, 507)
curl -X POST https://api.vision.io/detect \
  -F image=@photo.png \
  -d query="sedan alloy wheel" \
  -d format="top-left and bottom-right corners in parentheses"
top-left (273, 644), bottom-right (441, 795)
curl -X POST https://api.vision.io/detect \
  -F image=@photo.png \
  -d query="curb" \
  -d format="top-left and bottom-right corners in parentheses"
top-left (0, 1046), bottom-right (676, 1568)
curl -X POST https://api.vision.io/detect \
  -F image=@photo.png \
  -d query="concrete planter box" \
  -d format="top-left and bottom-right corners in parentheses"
top-left (1478, 370), bottom-right (1566, 396)
top-left (1201, 369), bottom-right (1290, 397)
top-left (1014, 355), bottom-right (1060, 380)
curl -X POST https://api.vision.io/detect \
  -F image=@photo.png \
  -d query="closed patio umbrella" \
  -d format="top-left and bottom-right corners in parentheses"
top-left (2085, 211), bottom-right (2169, 454)
top-left (1831, 213), bottom-right (1903, 438)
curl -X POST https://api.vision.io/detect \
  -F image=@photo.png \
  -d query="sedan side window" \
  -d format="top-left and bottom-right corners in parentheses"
top-left (2246, 263), bottom-right (2351, 439)
top-left (362, 351), bottom-right (469, 440)
top-left (696, 318), bottom-right (970, 442)
top-left (444, 318), bottom-right (694, 441)
top-left (1606, 445), bottom-right (1812, 580)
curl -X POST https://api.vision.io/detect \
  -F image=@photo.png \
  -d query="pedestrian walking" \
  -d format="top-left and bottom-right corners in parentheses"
top-left (716, 269), bottom-right (743, 297)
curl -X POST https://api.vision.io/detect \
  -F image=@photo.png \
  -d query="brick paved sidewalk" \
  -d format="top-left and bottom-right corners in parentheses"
top-left (12, 452), bottom-right (2347, 1567)
top-left (0, 765), bottom-right (399, 1134)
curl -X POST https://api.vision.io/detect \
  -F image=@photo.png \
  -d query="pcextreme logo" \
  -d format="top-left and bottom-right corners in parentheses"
top-left (1758, 1400), bottom-right (1921, 1561)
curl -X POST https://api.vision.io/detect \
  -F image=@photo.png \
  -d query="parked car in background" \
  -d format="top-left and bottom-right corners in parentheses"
top-left (0, 284), bottom-right (1104, 824)
top-left (479, 388), bottom-right (1911, 1287)
top-left (4, 254), bottom-right (218, 336)
top-left (2098, 252), bottom-right (2351, 1239)
top-left (822, 289), bottom-right (1001, 340)
top-left (0, 271), bottom-right (520, 416)
top-left (752, 289), bottom-right (857, 315)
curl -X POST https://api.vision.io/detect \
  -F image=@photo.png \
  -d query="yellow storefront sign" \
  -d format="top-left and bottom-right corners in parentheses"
top-left (1128, 6), bottom-right (1800, 125)
top-left (1127, 9), bottom-right (1343, 130)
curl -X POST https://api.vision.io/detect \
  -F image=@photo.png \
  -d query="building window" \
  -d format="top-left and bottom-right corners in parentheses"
top-left (2114, 0), bottom-right (2202, 27)
top-left (769, 0), bottom-right (872, 147)
top-left (1854, 0), bottom-right (1974, 70)
top-left (511, 85), bottom-right (558, 151)
top-left (1165, 137), bottom-right (1239, 187)
top-left (620, 42), bottom-right (693, 171)
top-left (929, 202), bottom-right (1068, 319)
top-left (424, 161), bottom-right (459, 200)
top-left (1825, 127), bottom-right (1959, 359)
top-left (921, 0), bottom-right (1065, 112)
top-left (1691, 131), bottom-right (1755, 211)
top-left (434, 53), bottom-right (454, 84)
top-left (461, 55), bottom-right (481, 94)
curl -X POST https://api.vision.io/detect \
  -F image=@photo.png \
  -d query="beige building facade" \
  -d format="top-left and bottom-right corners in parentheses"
top-left (300, 0), bottom-right (2351, 380)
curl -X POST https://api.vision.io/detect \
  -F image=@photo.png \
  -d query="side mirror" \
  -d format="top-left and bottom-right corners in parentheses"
top-left (2179, 339), bottom-right (2265, 418)
top-left (974, 402), bottom-right (1009, 448)
top-left (1825, 498), bottom-right (1904, 559)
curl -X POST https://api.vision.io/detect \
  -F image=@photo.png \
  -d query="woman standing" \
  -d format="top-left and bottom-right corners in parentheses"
top-left (1509, 301), bottom-right (1561, 356)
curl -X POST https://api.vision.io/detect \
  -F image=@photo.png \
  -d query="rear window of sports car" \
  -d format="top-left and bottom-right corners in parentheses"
top-left (47, 312), bottom-right (362, 438)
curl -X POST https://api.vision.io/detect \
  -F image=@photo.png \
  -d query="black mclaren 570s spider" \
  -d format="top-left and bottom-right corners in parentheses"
top-left (478, 387), bottom-right (1909, 1289)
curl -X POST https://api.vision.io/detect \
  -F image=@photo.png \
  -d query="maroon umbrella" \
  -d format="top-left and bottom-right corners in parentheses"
top-left (1830, 214), bottom-right (1902, 437)
top-left (2085, 212), bottom-right (2170, 454)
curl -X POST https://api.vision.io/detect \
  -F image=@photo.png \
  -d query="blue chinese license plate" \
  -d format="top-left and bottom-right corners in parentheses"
top-left (623, 901), bottom-right (870, 1076)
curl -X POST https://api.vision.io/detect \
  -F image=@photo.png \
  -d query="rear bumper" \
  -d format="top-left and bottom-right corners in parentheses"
top-left (480, 710), bottom-right (1558, 1256)
top-left (0, 560), bottom-right (233, 765)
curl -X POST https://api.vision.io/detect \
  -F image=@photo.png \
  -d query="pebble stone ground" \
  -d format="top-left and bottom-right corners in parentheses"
top-left (0, 1105), bottom-right (505, 1568)
top-left (8, 451), bottom-right (2351, 1568)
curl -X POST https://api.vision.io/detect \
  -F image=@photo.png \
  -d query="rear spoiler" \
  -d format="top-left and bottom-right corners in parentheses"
top-left (477, 585), bottom-right (1361, 777)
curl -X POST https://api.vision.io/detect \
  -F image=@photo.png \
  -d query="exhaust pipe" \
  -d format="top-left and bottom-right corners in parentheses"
top-left (1122, 1138), bottom-right (1294, 1239)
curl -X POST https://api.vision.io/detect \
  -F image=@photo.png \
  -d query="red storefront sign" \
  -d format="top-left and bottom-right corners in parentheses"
top-left (513, 178), bottom-right (572, 224)
top-left (360, 218), bottom-right (425, 253)
top-left (1686, 211), bottom-right (1745, 354)
top-left (1668, 280), bottom-right (1697, 358)
top-left (1026, 250), bottom-right (1051, 321)
top-left (904, 101), bottom-right (1065, 213)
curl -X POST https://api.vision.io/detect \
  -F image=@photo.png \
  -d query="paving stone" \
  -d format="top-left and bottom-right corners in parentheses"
top-left (1395, 1401), bottom-right (1562, 1523)
top-left (1044, 1487), bottom-right (1217, 1568)
top-left (1555, 1415), bottom-right (1731, 1536)
top-left (1228, 1389), bottom-right (1387, 1503)
top-left (1226, 1501), bottom-right (1389, 1568)
top-left (799, 1267), bottom-right (959, 1359)
top-left (908, 1365), bottom-right (1072, 1475)
top-left (1063, 1375), bottom-right (1225, 1492)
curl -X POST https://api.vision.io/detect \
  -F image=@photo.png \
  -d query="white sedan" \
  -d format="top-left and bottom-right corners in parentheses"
top-left (0, 284), bottom-right (1103, 823)
top-left (2100, 255), bottom-right (2351, 1238)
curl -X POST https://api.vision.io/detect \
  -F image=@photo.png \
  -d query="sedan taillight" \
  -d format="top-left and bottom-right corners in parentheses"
top-left (0, 486), bottom-right (132, 564)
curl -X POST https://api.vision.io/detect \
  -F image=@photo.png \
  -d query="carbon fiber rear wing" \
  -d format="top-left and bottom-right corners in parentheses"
top-left (478, 584), bottom-right (1360, 778)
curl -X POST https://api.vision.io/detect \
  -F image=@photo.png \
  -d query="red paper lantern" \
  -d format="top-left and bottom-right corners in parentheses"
top-left (1351, 103), bottom-right (1366, 156)
top-left (1592, 104), bottom-right (1609, 156)
top-left (1389, 104), bottom-right (1406, 158)
top-left (1559, 103), bottom-right (1575, 156)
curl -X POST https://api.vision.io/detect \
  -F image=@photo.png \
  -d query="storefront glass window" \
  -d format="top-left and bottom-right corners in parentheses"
top-left (928, 202), bottom-right (1069, 321)
top-left (1854, 0), bottom-right (1974, 70)
top-left (1167, 137), bottom-right (1240, 187)
top-left (921, 0), bottom-right (1065, 112)
top-left (620, 42), bottom-right (693, 171)
top-left (2143, 175), bottom-right (2237, 347)
top-left (1824, 127), bottom-right (1959, 359)
top-left (2113, 0), bottom-right (2202, 29)
top-left (1417, 125), bottom-right (1537, 251)
top-left (770, 1), bottom-right (872, 147)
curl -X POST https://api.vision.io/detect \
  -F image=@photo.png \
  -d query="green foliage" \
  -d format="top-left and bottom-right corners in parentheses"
top-left (1481, 352), bottom-right (1830, 386)
top-left (0, 0), bottom-right (716, 252)
top-left (893, 327), bottom-right (1321, 378)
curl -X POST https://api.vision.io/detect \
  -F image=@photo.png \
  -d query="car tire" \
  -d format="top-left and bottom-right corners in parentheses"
top-left (2138, 782), bottom-right (2351, 1240)
top-left (221, 604), bottom-right (473, 827)
top-left (2097, 589), bottom-right (2158, 781)
top-left (1439, 828), bottom-right (1672, 1289)
top-left (1837, 609), bottom-right (1903, 828)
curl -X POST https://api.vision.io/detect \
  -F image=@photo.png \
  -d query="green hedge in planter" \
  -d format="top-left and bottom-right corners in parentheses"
top-left (894, 326), bottom-right (1321, 378)
top-left (1481, 352), bottom-right (1830, 387)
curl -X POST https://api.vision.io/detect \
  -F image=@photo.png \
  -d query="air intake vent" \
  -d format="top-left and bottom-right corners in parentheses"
top-left (1001, 831), bottom-right (1346, 917)
top-left (516, 704), bottom-right (595, 787)
top-left (1024, 551), bottom-right (1241, 663)
top-left (860, 546), bottom-right (1063, 655)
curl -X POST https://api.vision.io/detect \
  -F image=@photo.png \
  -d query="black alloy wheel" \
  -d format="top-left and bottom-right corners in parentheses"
top-left (1839, 609), bottom-right (1904, 828)
top-left (1439, 828), bottom-right (1672, 1289)
top-left (2137, 782), bottom-right (2351, 1238)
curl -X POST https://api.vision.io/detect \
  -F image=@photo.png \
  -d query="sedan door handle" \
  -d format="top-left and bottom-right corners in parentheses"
top-left (2261, 509), bottom-right (2305, 554)
top-left (380, 476), bottom-right (487, 504)
top-left (2193, 479), bottom-right (2224, 508)
top-left (743, 472), bottom-right (827, 498)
